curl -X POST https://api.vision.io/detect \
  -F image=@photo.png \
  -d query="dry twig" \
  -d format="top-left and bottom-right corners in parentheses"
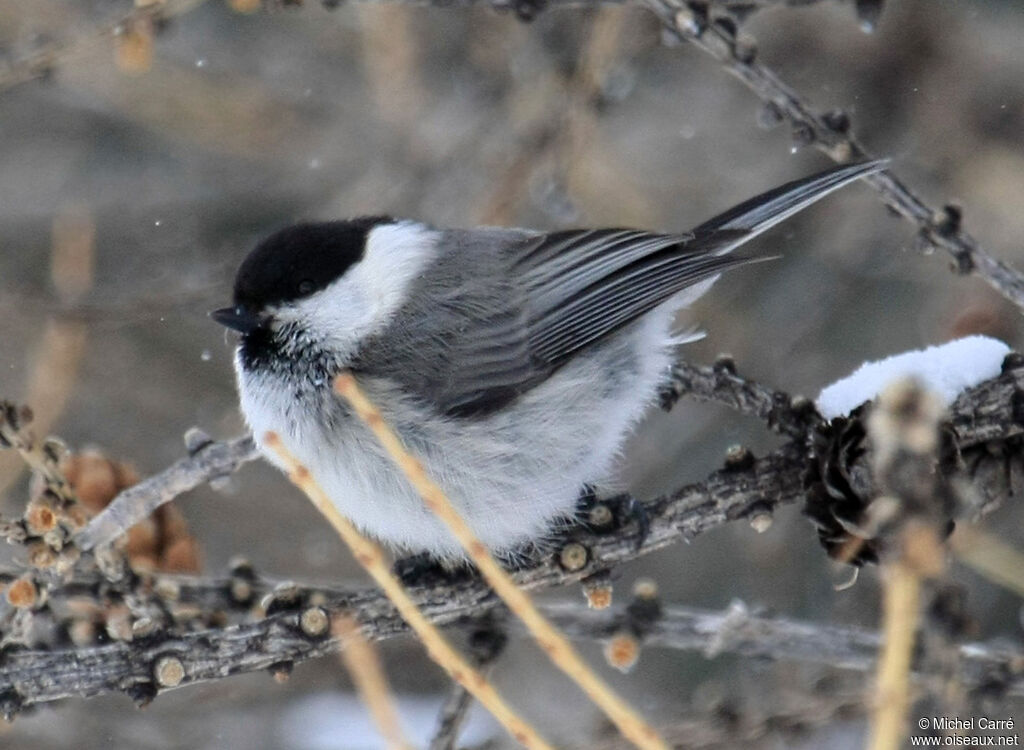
top-left (334, 614), bottom-right (414, 750)
top-left (263, 431), bottom-right (554, 750)
top-left (864, 380), bottom-right (949, 750)
top-left (871, 559), bottom-right (923, 750)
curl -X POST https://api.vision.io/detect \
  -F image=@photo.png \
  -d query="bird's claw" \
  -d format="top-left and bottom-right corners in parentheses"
top-left (392, 552), bottom-right (475, 587)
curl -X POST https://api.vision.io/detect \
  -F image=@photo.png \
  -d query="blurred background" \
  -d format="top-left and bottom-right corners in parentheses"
top-left (1, 0), bottom-right (1023, 747)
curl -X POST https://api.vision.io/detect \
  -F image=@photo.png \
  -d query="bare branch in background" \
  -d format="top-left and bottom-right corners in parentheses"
top-left (0, 210), bottom-right (95, 498)
top-left (1, 583), bottom-right (1020, 718)
top-left (641, 0), bottom-right (1024, 310)
top-left (0, 0), bottom-right (209, 93)
top-left (593, 684), bottom-right (867, 750)
top-left (543, 600), bottom-right (1024, 696)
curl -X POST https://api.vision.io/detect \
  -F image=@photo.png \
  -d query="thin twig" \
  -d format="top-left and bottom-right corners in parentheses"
top-left (429, 679), bottom-right (479, 750)
top-left (76, 435), bottom-right (259, 551)
top-left (865, 380), bottom-right (949, 750)
top-left (333, 372), bottom-right (669, 750)
top-left (642, 0), bottom-right (1024, 311)
top-left (870, 559), bottom-right (922, 750)
top-left (660, 359), bottom-right (818, 438)
top-left (264, 431), bottom-right (554, 750)
top-left (334, 614), bottom-right (414, 750)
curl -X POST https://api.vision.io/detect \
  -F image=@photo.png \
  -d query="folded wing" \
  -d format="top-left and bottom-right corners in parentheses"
top-left (387, 161), bottom-right (884, 417)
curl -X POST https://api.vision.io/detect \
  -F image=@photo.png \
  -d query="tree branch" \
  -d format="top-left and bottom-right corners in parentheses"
top-left (2, 591), bottom-right (1021, 719)
top-left (642, 0), bottom-right (1024, 311)
top-left (660, 358), bottom-right (818, 438)
top-left (2, 363), bottom-right (1023, 713)
top-left (76, 434), bottom-right (259, 551)
top-left (541, 600), bottom-right (1024, 696)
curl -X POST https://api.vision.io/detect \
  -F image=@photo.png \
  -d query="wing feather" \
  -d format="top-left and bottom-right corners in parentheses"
top-left (370, 161), bottom-right (884, 417)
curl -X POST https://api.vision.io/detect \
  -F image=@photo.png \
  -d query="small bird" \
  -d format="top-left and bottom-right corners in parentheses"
top-left (213, 161), bottom-right (881, 561)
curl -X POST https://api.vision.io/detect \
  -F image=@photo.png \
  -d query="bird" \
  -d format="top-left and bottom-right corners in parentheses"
top-left (212, 160), bottom-right (882, 562)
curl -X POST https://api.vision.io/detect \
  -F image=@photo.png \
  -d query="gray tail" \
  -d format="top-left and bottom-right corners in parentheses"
top-left (690, 159), bottom-right (886, 255)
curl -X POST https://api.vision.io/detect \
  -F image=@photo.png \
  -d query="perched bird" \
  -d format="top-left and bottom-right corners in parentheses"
top-left (213, 161), bottom-right (881, 561)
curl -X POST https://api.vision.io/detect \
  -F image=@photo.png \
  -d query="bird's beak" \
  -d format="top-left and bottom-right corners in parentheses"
top-left (211, 305), bottom-right (263, 334)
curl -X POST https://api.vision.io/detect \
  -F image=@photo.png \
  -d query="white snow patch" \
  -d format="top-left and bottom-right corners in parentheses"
top-left (816, 335), bottom-right (1010, 419)
top-left (278, 692), bottom-right (500, 750)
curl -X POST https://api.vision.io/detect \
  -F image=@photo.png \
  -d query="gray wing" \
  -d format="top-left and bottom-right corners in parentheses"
top-left (364, 161), bottom-right (883, 417)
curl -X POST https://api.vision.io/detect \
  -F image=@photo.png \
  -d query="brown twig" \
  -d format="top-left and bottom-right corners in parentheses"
top-left (870, 559), bottom-right (922, 750)
top-left (263, 431), bottom-right (554, 750)
top-left (333, 372), bottom-right (669, 750)
top-left (642, 0), bottom-right (1024, 311)
top-left (864, 379), bottom-right (949, 750)
top-left (334, 614), bottom-right (414, 750)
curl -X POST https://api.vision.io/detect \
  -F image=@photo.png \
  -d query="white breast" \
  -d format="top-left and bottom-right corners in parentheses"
top-left (236, 290), bottom-right (699, 560)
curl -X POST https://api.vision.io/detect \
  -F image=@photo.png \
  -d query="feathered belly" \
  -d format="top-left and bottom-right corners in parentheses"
top-left (235, 305), bottom-right (679, 559)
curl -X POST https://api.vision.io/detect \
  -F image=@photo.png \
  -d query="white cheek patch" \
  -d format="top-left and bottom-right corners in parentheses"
top-left (276, 221), bottom-right (439, 354)
top-left (357, 222), bottom-right (439, 315)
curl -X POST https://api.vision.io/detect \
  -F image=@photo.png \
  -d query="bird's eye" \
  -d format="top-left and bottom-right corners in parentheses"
top-left (297, 279), bottom-right (316, 296)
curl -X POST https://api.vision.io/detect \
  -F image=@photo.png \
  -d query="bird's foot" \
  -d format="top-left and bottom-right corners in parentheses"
top-left (392, 552), bottom-right (477, 588)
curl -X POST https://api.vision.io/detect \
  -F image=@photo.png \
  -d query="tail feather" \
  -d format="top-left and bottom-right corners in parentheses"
top-left (691, 160), bottom-right (886, 254)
